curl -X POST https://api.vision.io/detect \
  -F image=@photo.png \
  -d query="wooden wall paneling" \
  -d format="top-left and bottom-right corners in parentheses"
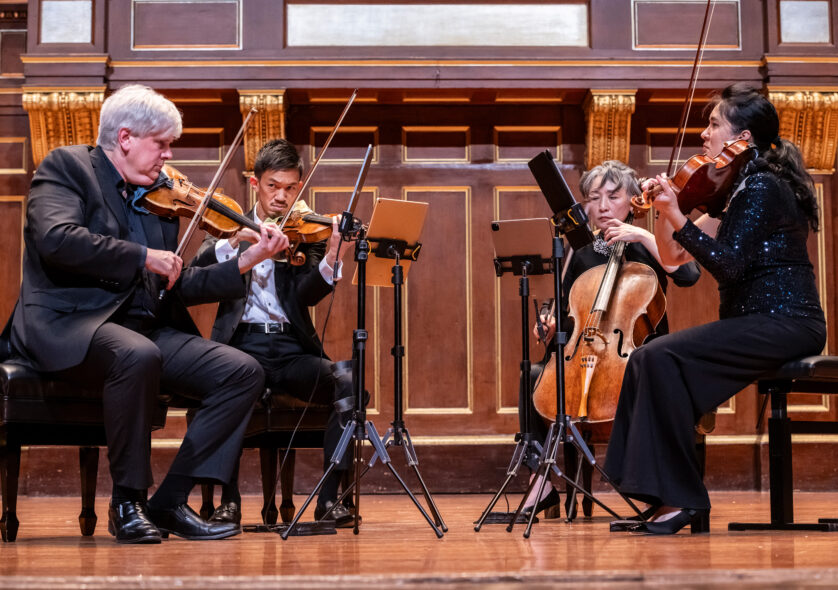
top-left (131, 0), bottom-right (241, 50)
top-left (0, 195), bottom-right (23, 324)
top-left (493, 187), bottom-right (554, 416)
top-left (632, 0), bottom-right (742, 50)
top-left (309, 186), bottom-right (383, 417)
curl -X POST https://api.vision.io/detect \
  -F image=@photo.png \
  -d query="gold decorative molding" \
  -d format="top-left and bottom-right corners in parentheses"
top-left (768, 89), bottom-right (838, 173)
top-left (22, 88), bottom-right (105, 167)
top-left (583, 90), bottom-right (636, 169)
top-left (238, 90), bottom-right (286, 173)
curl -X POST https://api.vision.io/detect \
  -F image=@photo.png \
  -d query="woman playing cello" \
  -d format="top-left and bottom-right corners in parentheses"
top-left (521, 160), bottom-right (700, 517)
top-left (605, 83), bottom-right (827, 534)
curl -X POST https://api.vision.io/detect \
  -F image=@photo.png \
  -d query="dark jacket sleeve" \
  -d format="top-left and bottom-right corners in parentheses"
top-left (673, 172), bottom-right (787, 284)
top-left (179, 232), bottom-right (246, 305)
top-left (290, 241), bottom-right (335, 308)
top-left (28, 148), bottom-right (144, 289)
top-left (667, 260), bottom-right (701, 287)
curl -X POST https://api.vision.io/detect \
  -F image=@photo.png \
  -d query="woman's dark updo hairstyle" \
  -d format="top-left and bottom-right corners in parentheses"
top-left (707, 83), bottom-right (818, 231)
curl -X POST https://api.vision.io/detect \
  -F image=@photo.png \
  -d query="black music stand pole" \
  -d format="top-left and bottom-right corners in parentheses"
top-left (474, 255), bottom-right (547, 530)
top-left (365, 241), bottom-right (447, 532)
top-left (281, 226), bottom-right (443, 539)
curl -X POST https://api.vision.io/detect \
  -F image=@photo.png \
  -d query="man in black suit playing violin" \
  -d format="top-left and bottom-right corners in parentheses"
top-left (192, 138), bottom-right (357, 527)
top-left (6, 85), bottom-right (288, 543)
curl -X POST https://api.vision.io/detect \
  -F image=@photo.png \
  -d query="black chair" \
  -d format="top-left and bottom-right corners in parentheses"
top-left (0, 349), bottom-right (170, 542)
top-left (196, 389), bottom-right (333, 524)
top-left (729, 355), bottom-right (838, 532)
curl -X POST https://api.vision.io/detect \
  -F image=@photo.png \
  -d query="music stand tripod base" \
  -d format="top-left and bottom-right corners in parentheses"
top-left (281, 198), bottom-right (443, 539)
top-left (243, 521), bottom-right (337, 536)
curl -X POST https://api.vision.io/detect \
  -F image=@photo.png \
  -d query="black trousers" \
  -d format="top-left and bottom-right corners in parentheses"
top-left (56, 322), bottom-right (264, 490)
top-left (229, 330), bottom-right (354, 473)
top-left (604, 313), bottom-right (826, 510)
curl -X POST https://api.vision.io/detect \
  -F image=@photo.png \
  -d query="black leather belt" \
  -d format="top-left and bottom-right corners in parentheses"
top-left (236, 322), bottom-right (291, 334)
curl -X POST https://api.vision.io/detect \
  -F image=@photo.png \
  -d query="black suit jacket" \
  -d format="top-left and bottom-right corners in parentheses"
top-left (193, 214), bottom-right (334, 356)
top-left (9, 145), bottom-right (246, 372)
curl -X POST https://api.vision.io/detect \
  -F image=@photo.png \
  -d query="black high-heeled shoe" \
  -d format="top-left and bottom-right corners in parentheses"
top-left (641, 508), bottom-right (710, 535)
top-left (609, 504), bottom-right (662, 532)
top-left (523, 487), bottom-right (561, 519)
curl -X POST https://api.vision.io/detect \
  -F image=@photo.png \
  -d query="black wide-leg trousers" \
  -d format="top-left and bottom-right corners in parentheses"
top-left (57, 322), bottom-right (264, 490)
top-left (604, 313), bottom-right (826, 510)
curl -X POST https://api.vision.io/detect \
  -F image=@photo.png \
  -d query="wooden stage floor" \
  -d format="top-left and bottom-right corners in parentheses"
top-left (4, 492), bottom-right (838, 588)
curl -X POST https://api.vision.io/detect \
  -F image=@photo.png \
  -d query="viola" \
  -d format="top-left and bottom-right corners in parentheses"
top-left (140, 165), bottom-right (256, 239)
top-left (631, 139), bottom-right (756, 218)
top-left (140, 165), bottom-right (335, 266)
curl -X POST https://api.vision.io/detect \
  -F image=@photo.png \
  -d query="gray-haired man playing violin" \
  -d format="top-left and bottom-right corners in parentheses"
top-left (5, 85), bottom-right (288, 543)
top-left (192, 138), bottom-right (358, 528)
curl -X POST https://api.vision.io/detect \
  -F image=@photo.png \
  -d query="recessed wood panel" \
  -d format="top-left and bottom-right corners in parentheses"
top-left (0, 137), bottom-right (27, 173)
top-left (169, 127), bottom-right (224, 166)
top-left (1, 30), bottom-right (25, 75)
top-left (403, 127), bottom-right (470, 164)
top-left (309, 186), bottom-right (382, 415)
top-left (0, 197), bottom-right (23, 325)
top-left (132, 0), bottom-right (240, 50)
top-left (494, 127), bottom-right (562, 163)
top-left (634, 0), bottom-right (741, 49)
top-left (403, 187), bottom-right (472, 414)
top-left (494, 188), bottom-right (555, 413)
top-left (645, 127), bottom-right (705, 166)
top-left (309, 127), bottom-right (378, 164)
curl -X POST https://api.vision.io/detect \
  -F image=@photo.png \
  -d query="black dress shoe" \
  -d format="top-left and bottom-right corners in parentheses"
top-left (609, 504), bottom-right (662, 532)
top-left (640, 508), bottom-right (710, 535)
top-left (315, 500), bottom-right (360, 528)
top-left (522, 487), bottom-right (561, 519)
top-left (108, 501), bottom-right (162, 544)
top-left (147, 503), bottom-right (241, 540)
top-left (209, 501), bottom-right (241, 526)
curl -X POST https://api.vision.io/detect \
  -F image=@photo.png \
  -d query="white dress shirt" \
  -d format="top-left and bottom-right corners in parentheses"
top-left (214, 209), bottom-right (342, 324)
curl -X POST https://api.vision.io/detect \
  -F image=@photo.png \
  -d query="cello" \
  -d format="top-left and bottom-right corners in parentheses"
top-left (532, 213), bottom-right (665, 440)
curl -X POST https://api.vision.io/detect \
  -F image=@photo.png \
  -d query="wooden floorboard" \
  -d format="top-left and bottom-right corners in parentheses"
top-left (4, 492), bottom-right (838, 588)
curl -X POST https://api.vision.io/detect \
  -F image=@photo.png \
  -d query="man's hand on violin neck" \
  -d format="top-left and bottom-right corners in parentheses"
top-left (228, 227), bottom-right (260, 249)
top-left (323, 217), bottom-right (345, 269)
top-left (146, 249), bottom-right (183, 290)
top-left (237, 222), bottom-right (289, 273)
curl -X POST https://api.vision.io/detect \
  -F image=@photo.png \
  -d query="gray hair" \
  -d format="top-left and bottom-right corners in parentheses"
top-left (579, 160), bottom-right (641, 199)
top-left (97, 84), bottom-right (182, 150)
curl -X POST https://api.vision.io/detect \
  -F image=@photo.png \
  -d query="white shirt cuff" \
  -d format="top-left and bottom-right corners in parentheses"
top-left (215, 239), bottom-right (238, 262)
top-left (319, 257), bottom-right (342, 285)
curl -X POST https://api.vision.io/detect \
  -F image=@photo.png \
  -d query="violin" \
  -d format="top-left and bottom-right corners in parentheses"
top-left (631, 139), bottom-right (756, 218)
top-left (140, 165), bottom-right (336, 266)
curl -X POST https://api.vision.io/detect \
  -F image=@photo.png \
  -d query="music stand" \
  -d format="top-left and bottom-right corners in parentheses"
top-left (473, 218), bottom-right (555, 528)
top-left (282, 194), bottom-right (444, 539)
top-left (508, 150), bottom-right (642, 538)
top-left (342, 197), bottom-right (447, 533)
top-left (275, 144), bottom-right (372, 538)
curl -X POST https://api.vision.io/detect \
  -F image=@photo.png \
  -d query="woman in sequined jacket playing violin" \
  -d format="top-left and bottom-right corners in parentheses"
top-left (604, 83), bottom-right (826, 535)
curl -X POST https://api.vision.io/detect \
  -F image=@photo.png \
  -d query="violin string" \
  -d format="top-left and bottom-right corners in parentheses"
top-left (671, 0), bottom-right (716, 173)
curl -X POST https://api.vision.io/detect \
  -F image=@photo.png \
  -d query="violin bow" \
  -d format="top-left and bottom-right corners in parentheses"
top-left (667, 0), bottom-right (717, 176)
top-left (277, 88), bottom-right (359, 232)
top-left (174, 107), bottom-right (258, 258)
